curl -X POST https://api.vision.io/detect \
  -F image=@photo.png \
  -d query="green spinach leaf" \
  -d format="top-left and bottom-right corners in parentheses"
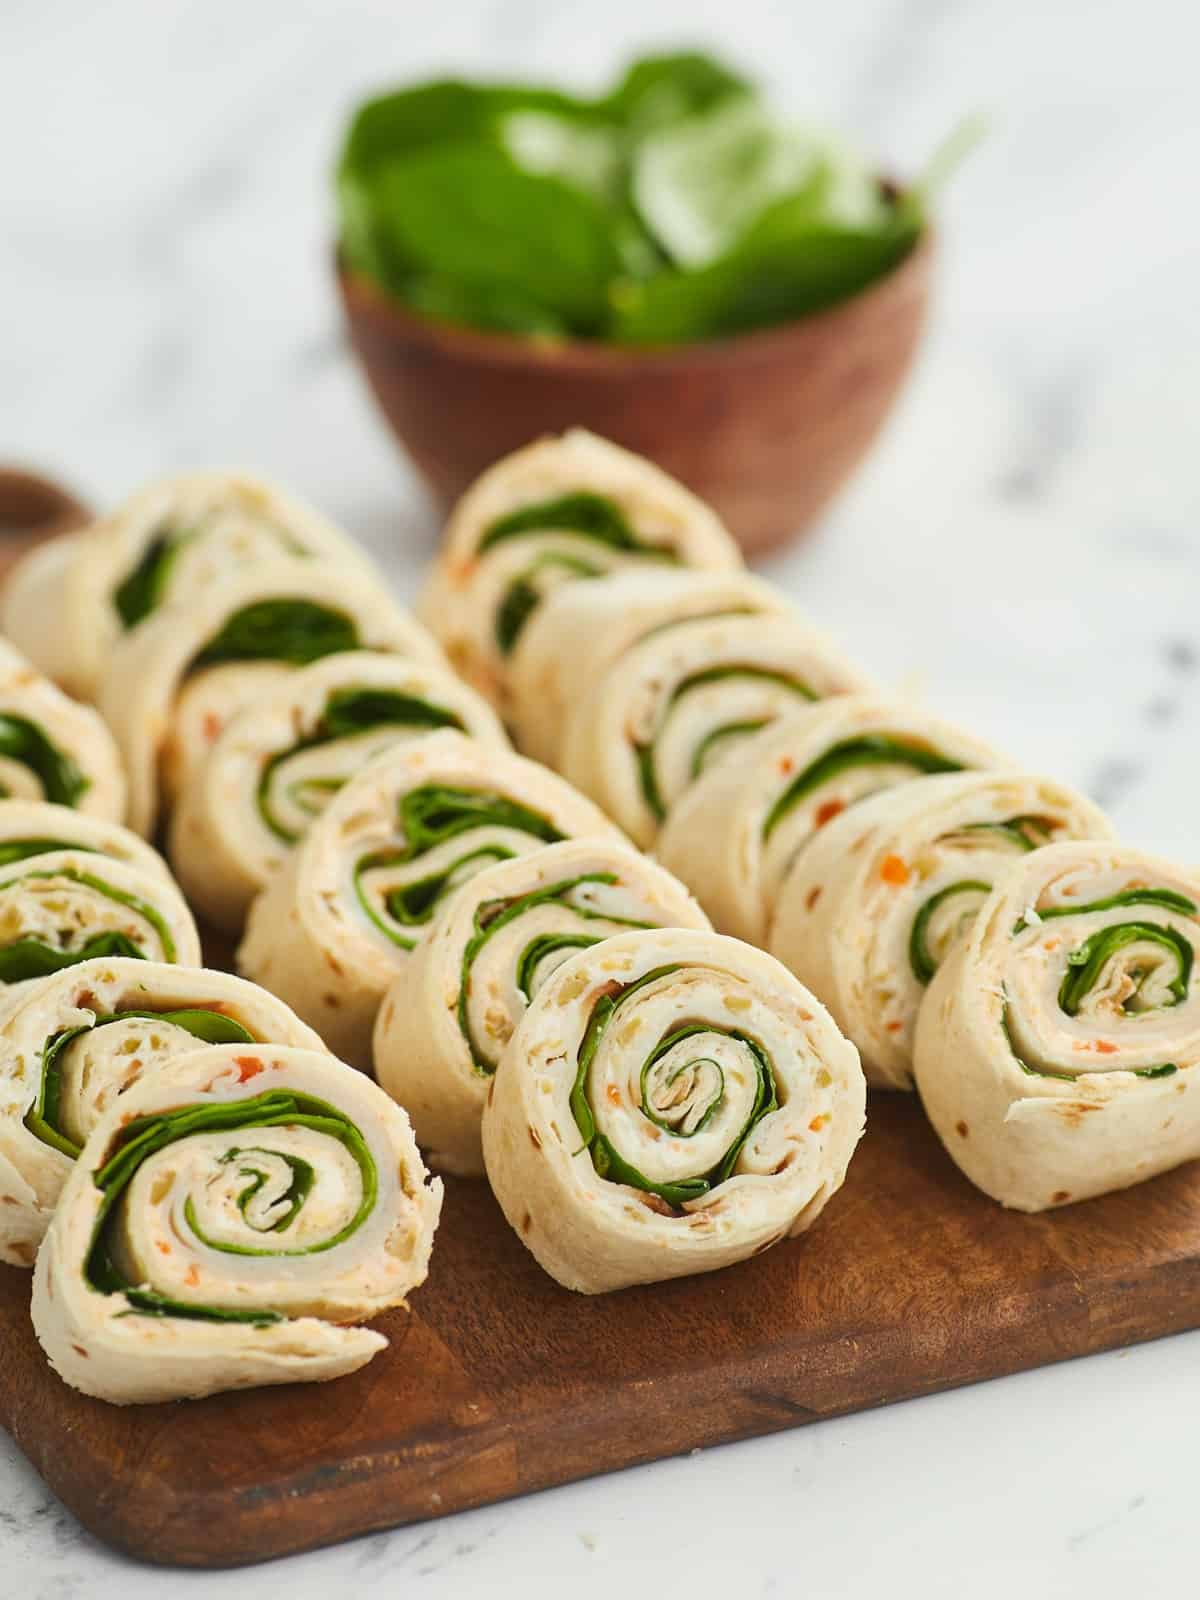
top-left (335, 49), bottom-right (954, 344)
top-left (193, 601), bottom-right (359, 669)
top-left (611, 200), bottom-right (919, 344)
top-left (603, 51), bottom-right (751, 134)
top-left (632, 99), bottom-right (824, 267)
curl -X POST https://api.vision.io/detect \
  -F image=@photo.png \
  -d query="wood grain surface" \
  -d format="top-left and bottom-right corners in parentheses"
top-left (2, 1091), bottom-right (1199, 1568)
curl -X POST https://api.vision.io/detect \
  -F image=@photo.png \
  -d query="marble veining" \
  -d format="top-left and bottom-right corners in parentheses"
top-left (2, 0), bottom-right (1198, 1594)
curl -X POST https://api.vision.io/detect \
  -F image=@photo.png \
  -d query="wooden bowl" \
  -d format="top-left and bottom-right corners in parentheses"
top-left (336, 232), bottom-right (933, 557)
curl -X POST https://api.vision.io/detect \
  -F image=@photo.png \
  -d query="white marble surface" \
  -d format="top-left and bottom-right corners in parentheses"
top-left (3, 0), bottom-right (1199, 1593)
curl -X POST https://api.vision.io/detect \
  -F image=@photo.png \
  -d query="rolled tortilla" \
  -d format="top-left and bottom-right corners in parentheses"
top-left (656, 696), bottom-right (1005, 946)
top-left (0, 534), bottom-right (87, 696)
top-left (0, 846), bottom-right (200, 988)
top-left (417, 430), bottom-right (742, 709)
top-left (374, 838), bottom-right (711, 1176)
top-left (98, 559), bottom-right (445, 836)
top-left (914, 842), bottom-right (1200, 1211)
top-left (481, 927), bottom-right (865, 1293)
top-left (0, 799), bottom-right (172, 882)
top-left (239, 730), bottom-right (624, 1066)
top-left (0, 639), bottom-right (126, 821)
top-left (0, 958), bottom-right (326, 1266)
top-left (769, 772), bottom-right (1115, 1090)
top-left (2, 472), bottom-right (377, 700)
top-left (31, 1043), bottom-right (442, 1403)
top-left (507, 568), bottom-right (793, 768)
top-left (560, 613), bottom-right (872, 847)
top-left (169, 651), bottom-right (509, 933)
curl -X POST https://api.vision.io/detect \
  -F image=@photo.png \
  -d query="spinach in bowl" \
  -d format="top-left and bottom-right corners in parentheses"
top-left (336, 50), bottom-right (972, 345)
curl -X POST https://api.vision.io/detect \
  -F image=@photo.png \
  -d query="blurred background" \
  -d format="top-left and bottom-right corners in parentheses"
top-left (3, 0), bottom-right (1198, 854)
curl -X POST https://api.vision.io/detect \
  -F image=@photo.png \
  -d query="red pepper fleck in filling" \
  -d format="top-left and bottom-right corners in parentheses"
top-left (234, 1055), bottom-right (265, 1082)
top-left (880, 854), bottom-right (910, 886)
top-left (815, 798), bottom-right (846, 827)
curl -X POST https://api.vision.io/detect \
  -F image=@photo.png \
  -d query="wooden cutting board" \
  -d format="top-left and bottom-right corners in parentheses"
top-left (2, 1091), bottom-right (1200, 1568)
top-left (0, 505), bottom-right (1198, 1569)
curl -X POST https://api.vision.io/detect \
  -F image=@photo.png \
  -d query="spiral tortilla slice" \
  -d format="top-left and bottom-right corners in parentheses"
top-left (239, 731), bottom-right (624, 1067)
top-left (560, 613), bottom-right (872, 847)
top-left (0, 799), bottom-right (172, 882)
top-left (0, 639), bottom-right (127, 821)
top-left (481, 928), bottom-right (864, 1293)
top-left (31, 1043), bottom-right (442, 1403)
top-left (0, 958), bottom-right (326, 1266)
top-left (98, 560), bottom-right (445, 836)
top-left (769, 773), bottom-right (1114, 1091)
top-left (914, 842), bottom-right (1200, 1210)
top-left (2, 472), bottom-right (377, 700)
top-left (507, 568), bottom-right (793, 768)
top-left (0, 846), bottom-right (200, 992)
top-left (0, 535), bottom-right (87, 696)
top-left (417, 430), bottom-right (742, 709)
top-left (374, 839), bottom-right (710, 1177)
top-left (656, 696), bottom-right (1005, 946)
top-left (169, 651), bottom-right (510, 933)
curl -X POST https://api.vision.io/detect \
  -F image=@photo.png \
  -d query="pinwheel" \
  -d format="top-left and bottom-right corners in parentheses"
top-left (915, 842), bottom-right (1200, 1210)
top-left (0, 640), bottom-right (126, 820)
top-left (238, 731), bottom-right (623, 1066)
top-left (0, 958), bottom-right (325, 1265)
top-left (0, 799), bottom-right (172, 883)
top-left (656, 695), bottom-right (1004, 945)
top-left (560, 612), bottom-right (871, 846)
top-left (97, 560), bottom-right (444, 835)
top-left (416, 430), bottom-right (742, 708)
top-left (374, 838), bottom-right (710, 1175)
top-left (169, 651), bottom-right (509, 933)
top-left (506, 568), bottom-right (792, 768)
top-left (0, 534), bottom-right (86, 694)
top-left (31, 1043), bottom-right (441, 1403)
top-left (0, 835), bottom-right (199, 991)
top-left (481, 927), bottom-right (864, 1292)
top-left (769, 772), bottom-right (1114, 1089)
top-left (1, 471), bottom-right (377, 700)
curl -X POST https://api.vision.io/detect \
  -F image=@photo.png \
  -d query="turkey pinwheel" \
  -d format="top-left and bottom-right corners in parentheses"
top-left (507, 568), bottom-right (792, 768)
top-left (0, 839), bottom-right (199, 990)
top-left (1, 471), bottom-right (376, 700)
top-left (915, 842), bottom-right (1200, 1211)
top-left (417, 430), bottom-right (742, 708)
top-left (560, 613), bottom-right (871, 846)
top-left (0, 799), bottom-right (172, 883)
top-left (169, 651), bottom-right (508, 933)
top-left (374, 838), bottom-right (710, 1176)
top-left (31, 1043), bottom-right (441, 1403)
top-left (0, 640), bottom-right (126, 820)
top-left (770, 773), bottom-right (1114, 1090)
top-left (239, 731), bottom-right (622, 1066)
top-left (0, 958), bottom-right (324, 1265)
top-left (97, 561), bottom-right (444, 835)
top-left (656, 696), bottom-right (1004, 946)
top-left (481, 928), bottom-right (864, 1293)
